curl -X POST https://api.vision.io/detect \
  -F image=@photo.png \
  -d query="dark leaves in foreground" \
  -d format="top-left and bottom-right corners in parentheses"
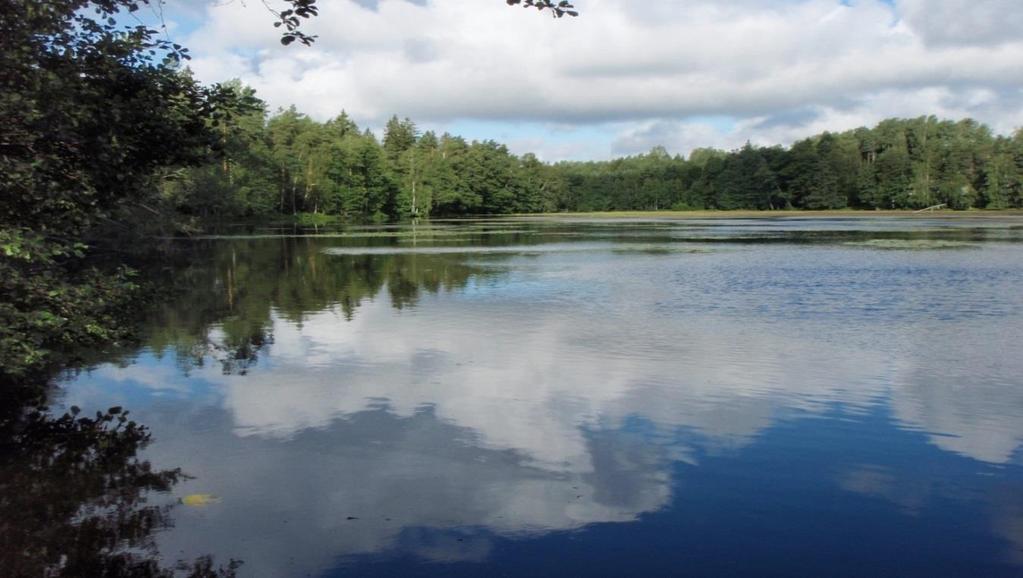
top-left (506, 0), bottom-right (579, 18)
top-left (272, 0), bottom-right (580, 46)
top-left (0, 0), bottom-right (261, 382)
top-left (272, 0), bottom-right (320, 46)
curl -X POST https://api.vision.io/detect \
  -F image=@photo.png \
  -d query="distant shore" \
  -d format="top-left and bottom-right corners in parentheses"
top-left (513, 209), bottom-right (1023, 219)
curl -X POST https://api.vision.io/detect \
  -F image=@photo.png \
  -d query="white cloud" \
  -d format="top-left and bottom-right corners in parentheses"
top-left (614, 86), bottom-right (1023, 156)
top-left (898, 0), bottom-right (1023, 47)
top-left (174, 0), bottom-right (1023, 158)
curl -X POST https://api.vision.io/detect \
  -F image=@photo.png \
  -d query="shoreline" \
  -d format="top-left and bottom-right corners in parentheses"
top-left (509, 209), bottom-right (1023, 220)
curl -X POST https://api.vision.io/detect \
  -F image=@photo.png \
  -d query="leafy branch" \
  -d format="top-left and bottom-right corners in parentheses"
top-left (269, 0), bottom-right (581, 47)
top-left (506, 0), bottom-right (579, 18)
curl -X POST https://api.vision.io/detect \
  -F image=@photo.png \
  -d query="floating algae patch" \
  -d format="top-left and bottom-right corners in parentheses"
top-left (184, 228), bottom-right (534, 240)
top-left (323, 243), bottom-right (607, 256)
top-left (323, 243), bottom-right (716, 257)
top-left (611, 245), bottom-right (714, 255)
top-left (180, 494), bottom-right (222, 507)
top-left (844, 239), bottom-right (979, 250)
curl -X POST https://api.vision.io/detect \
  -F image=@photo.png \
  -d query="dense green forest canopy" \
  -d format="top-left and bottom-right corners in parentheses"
top-left (167, 92), bottom-right (1023, 221)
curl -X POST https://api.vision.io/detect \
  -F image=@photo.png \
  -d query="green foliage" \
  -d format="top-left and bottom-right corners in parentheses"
top-left (0, 228), bottom-right (142, 380)
top-left (0, 0), bottom-right (249, 384)
top-left (294, 212), bottom-right (332, 226)
top-left (549, 116), bottom-right (1023, 213)
top-left (160, 83), bottom-right (1022, 221)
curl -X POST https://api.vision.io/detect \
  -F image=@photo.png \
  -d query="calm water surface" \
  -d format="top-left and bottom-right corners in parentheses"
top-left (57, 217), bottom-right (1023, 576)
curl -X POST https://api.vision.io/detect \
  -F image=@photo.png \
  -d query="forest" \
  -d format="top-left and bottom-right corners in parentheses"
top-left (165, 86), bottom-right (1023, 222)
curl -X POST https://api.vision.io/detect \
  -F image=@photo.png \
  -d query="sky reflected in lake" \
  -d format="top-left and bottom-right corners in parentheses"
top-left (58, 217), bottom-right (1023, 577)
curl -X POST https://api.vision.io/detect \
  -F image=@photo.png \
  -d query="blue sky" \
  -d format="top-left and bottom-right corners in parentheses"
top-left (153, 0), bottom-right (1023, 160)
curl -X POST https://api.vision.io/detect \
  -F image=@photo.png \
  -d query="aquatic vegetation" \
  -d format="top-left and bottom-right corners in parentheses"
top-left (610, 245), bottom-right (713, 255)
top-left (182, 494), bottom-right (223, 507)
top-left (188, 228), bottom-right (533, 240)
top-left (845, 239), bottom-right (979, 250)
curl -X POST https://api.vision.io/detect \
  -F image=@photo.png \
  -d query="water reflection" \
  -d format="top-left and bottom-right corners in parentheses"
top-left (98, 404), bottom-right (672, 575)
top-left (142, 238), bottom-right (498, 375)
top-left (0, 404), bottom-right (239, 577)
top-left (58, 218), bottom-right (1023, 576)
top-left (993, 489), bottom-right (1023, 566)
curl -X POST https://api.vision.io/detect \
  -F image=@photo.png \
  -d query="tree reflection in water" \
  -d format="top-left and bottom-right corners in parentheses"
top-left (0, 402), bottom-right (239, 577)
top-left (142, 237), bottom-right (501, 375)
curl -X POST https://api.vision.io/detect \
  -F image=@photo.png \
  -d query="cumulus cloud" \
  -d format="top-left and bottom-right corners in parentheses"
top-left (135, 402), bottom-right (673, 576)
top-left (898, 0), bottom-right (1023, 47)
top-left (165, 0), bottom-right (1023, 158)
top-left (169, 0), bottom-right (1023, 158)
top-left (613, 86), bottom-right (1023, 157)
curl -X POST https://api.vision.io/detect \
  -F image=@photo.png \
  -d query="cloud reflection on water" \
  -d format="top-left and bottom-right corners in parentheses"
top-left (59, 222), bottom-right (1023, 575)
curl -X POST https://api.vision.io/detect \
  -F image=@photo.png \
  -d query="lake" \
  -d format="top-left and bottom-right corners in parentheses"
top-left (50, 216), bottom-right (1023, 576)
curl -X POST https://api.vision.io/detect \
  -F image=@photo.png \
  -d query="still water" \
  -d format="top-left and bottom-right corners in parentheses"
top-left (57, 217), bottom-right (1023, 576)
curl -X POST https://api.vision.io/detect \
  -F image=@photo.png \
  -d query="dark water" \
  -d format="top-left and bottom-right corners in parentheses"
top-left (54, 217), bottom-right (1023, 576)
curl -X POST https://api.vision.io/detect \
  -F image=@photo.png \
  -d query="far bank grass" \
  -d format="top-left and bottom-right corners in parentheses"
top-left (515, 209), bottom-right (1023, 220)
top-left (245, 208), bottom-right (1023, 229)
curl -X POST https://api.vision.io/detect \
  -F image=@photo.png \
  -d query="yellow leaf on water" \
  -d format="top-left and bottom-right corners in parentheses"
top-left (181, 494), bottom-right (221, 507)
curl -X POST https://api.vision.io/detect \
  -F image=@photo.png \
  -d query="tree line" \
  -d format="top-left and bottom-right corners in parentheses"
top-left (162, 83), bottom-right (556, 222)
top-left (166, 95), bottom-right (1023, 220)
top-left (560, 117), bottom-right (1023, 212)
